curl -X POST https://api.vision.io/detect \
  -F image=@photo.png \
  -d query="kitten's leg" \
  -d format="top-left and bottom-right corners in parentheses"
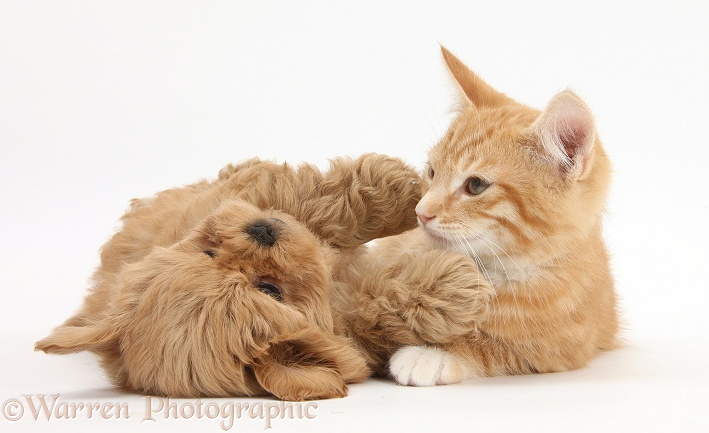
top-left (390, 331), bottom-right (538, 386)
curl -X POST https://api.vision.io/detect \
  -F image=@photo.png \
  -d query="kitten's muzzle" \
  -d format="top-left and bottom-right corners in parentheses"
top-left (246, 219), bottom-right (281, 246)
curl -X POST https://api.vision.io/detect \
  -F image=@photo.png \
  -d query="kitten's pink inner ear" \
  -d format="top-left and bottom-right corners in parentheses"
top-left (533, 90), bottom-right (596, 179)
top-left (440, 45), bottom-right (514, 109)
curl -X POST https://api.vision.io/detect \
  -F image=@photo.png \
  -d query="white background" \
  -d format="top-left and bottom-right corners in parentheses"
top-left (1, 1), bottom-right (708, 432)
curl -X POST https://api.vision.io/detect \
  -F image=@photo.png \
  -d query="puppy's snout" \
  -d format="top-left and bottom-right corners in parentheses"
top-left (246, 220), bottom-right (279, 246)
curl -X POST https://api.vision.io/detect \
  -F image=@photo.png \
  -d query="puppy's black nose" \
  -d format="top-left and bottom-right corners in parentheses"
top-left (246, 221), bottom-right (278, 246)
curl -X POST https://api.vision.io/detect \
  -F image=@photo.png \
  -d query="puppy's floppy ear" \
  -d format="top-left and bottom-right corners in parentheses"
top-left (35, 317), bottom-right (122, 354)
top-left (191, 214), bottom-right (221, 248)
top-left (252, 328), bottom-right (370, 401)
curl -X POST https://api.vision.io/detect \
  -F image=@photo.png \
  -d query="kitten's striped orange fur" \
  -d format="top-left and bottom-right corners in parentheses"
top-left (337, 47), bottom-right (618, 385)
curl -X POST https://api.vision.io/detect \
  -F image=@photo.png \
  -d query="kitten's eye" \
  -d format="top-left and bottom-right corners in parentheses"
top-left (257, 282), bottom-right (283, 302)
top-left (428, 166), bottom-right (435, 179)
top-left (204, 249), bottom-right (216, 258)
top-left (466, 177), bottom-right (491, 195)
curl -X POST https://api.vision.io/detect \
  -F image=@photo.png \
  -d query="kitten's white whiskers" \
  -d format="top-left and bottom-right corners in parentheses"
top-left (456, 222), bottom-right (531, 287)
top-left (454, 230), bottom-right (492, 285)
top-left (478, 234), bottom-right (530, 287)
top-left (475, 235), bottom-right (512, 283)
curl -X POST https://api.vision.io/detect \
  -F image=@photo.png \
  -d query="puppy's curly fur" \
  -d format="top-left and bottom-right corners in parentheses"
top-left (333, 244), bottom-right (495, 375)
top-left (36, 153), bottom-right (424, 400)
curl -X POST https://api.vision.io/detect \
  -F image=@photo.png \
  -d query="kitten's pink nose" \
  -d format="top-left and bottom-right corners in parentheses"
top-left (418, 214), bottom-right (434, 226)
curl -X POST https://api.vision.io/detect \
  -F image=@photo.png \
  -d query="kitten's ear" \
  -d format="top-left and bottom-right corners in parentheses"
top-left (532, 90), bottom-right (596, 180)
top-left (440, 45), bottom-right (514, 109)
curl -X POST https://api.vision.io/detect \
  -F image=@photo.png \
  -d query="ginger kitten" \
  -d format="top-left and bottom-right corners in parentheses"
top-left (376, 47), bottom-right (619, 385)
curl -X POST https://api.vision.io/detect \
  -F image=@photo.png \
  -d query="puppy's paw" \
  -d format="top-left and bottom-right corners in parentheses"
top-left (394, 250), bottom-right (494, 343)
top-left (389, 346), bottom-right (467, 387)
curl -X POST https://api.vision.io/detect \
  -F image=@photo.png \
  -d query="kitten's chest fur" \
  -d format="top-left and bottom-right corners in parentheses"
top-left (466, 250), bottom-right (541, 288)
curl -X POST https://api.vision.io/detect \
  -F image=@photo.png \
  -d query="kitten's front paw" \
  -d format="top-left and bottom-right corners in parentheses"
top-left (389, 346), bottom-right (467, 386)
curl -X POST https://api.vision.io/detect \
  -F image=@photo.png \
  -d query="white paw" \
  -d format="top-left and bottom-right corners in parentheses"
top-left (389, 346), bottom-right (466, 386)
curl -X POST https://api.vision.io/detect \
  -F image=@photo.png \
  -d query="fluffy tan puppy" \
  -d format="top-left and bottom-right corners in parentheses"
top-left (36, 154), bottom-right (422, 401)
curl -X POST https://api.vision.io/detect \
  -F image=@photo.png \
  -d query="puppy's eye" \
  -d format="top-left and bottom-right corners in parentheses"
top-left (428, 165), bottom-right (435, 179)
top-left (466, 177), bottom-right (491, 195)
top-left (257, 282), bottom-right (283, 302)
top-left (204, 249), bottom-right (216, 258)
